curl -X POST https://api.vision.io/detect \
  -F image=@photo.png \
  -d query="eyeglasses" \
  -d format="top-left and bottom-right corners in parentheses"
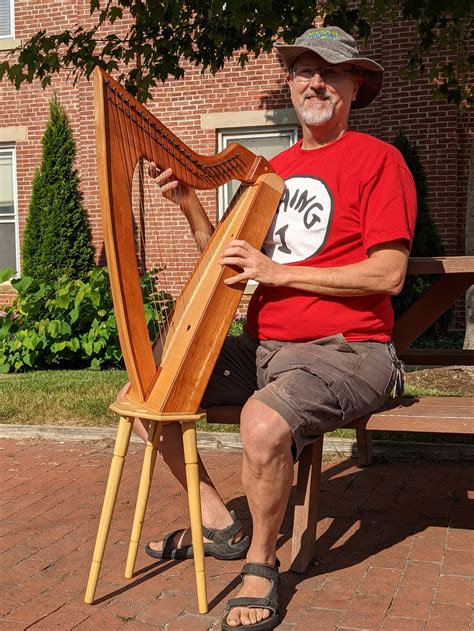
top-left (291, 65), bottom-right (357, 84)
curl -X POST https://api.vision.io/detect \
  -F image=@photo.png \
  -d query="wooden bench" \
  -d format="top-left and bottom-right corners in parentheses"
top-left (206, 256), bottom-right (474, 574)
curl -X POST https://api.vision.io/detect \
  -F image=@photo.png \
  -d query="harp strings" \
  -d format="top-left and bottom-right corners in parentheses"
top-left (105, 81), bottom-right (247, 365)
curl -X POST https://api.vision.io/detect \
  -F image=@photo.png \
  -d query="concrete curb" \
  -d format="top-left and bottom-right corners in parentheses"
top-left (1, 424), bottom-right (474, 461)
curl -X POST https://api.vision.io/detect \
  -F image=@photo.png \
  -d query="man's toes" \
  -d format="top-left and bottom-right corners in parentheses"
top-left (247, 609), bottom-right (258, 624)
top-left (226, 608), bottom-right (241, 627)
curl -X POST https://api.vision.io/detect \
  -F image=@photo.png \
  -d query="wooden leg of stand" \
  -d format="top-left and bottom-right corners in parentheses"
top-left (181, 421), bottom-right (208, 614)
top-left (85, 416), bottom-right (133, 604)
top-left (290, 436), bottom-right (323, 573)
top-left (125, 420), bottom-right (162, 578)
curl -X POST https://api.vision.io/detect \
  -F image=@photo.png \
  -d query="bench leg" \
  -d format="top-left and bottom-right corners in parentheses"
top-left (125, 420), bottom-right (162, 578)
top-left (84, 416), bottom-right (133, 603)
top-left (355, 424), bottom-right (373, 467)
top-left (181, 421), bottom-right (208, 614)
top-left (289, 435), bottom-right (323, 573)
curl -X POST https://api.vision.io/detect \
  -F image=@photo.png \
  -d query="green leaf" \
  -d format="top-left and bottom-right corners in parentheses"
top-left (0, 268), bottom-right (15, 282)
top-left (90, 357), bottom-right (101, 370)
top-left (47, 321), bottom-right (61, 338)
top-left (11, 276), bottom-right (34, 293)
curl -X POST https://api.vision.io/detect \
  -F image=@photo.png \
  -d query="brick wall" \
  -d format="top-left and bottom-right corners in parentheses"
top-left (1, 9), bottom-right (472, 326)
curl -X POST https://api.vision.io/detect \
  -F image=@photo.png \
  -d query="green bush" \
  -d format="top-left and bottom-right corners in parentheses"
top-left (0, 267), bottom-right (173, 373)
top-left (390, 131), bottom-right (452, 344)
top-left (21, 94), bottom-right (95, 283)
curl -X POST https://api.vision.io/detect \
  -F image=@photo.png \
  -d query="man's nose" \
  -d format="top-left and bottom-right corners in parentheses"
top-left (308, 71), bottom-right (325, 89)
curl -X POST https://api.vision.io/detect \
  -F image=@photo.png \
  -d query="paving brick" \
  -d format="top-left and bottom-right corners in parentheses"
top-left (340, 593), bottom-right (392, 628)
top-left (399, 560), bottom-right (441, 589)
top-left (310, 577), bottom-right (360, 610)
top-left (435, 574), bottom-right (474, 605)
top-left (442, 549), bottom-right (474, 577)
top-left (382, 615), bottom-right (426, 630)
top-left (358, 566), bottom-right (402, 597)
top-left (389, 586), bottom-right (435, 619)
top-left (298, 607), bottom-right (344, 629)
top-left (1, 439), bottom-right (474, 629)
top-left (426, 602), bottom-right (472, 631)
top-left (408, 536), bottom-right (446, 563)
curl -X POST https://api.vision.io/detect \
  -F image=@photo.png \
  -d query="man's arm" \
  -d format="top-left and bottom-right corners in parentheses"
top-left (219, 239), bottom-right (409, 296)
top-left (149, 166), bottom-right (214, 252)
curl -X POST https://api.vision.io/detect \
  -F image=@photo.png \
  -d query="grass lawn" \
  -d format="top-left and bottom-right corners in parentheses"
top-left (1, 368), bottom-right (472, 442)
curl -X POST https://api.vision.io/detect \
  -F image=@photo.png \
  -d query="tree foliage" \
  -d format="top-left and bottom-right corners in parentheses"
top-left (21, 94), bottom-right (95, 283)
top-left (0, 1), bottom-right (471, 106)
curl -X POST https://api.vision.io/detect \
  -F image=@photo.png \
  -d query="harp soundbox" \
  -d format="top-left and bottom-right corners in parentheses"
top-left (85, 67), bottom-right (284, 612)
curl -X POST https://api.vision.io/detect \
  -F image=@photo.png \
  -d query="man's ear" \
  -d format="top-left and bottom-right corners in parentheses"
top-left (352, 75), bottom-right (363, 101)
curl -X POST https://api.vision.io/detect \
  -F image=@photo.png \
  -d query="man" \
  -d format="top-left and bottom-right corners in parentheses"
top-left (136, 26), bottom-right (417, 630)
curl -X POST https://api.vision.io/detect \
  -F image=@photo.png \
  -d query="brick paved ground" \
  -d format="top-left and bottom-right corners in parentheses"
top-left (1, 438), bottom-right (473, 630)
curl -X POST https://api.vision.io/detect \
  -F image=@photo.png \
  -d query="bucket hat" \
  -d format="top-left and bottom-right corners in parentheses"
top-left (274, 26), bottom-right (384, 109)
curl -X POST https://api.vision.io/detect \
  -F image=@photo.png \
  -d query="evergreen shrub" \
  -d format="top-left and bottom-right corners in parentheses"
top-left (21, 94), bottom-right (95, 283)
top-left (390, 131), bottom-right (451, 345)
top-left (0, 267), bottom-right (173, 373)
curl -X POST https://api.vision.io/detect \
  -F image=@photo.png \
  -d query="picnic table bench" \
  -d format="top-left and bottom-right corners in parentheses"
top-left (206, 256), bottom-right (474, 573)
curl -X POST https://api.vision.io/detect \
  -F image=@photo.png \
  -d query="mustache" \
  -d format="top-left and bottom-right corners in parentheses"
top-left (302, 88), bottom-right (331, 101)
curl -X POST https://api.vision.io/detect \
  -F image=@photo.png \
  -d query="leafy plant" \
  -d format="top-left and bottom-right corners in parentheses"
top-left (0, 266), bottom-right (173, 373)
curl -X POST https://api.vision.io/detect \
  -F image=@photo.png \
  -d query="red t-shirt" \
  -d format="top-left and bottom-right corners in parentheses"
top-left (246, 131), bottom-right (417, 342)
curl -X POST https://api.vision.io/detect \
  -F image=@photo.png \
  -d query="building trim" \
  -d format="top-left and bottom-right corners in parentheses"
top-left (0, 127), bottom-right (28, 142)
top-left (0, 38), bottom-right (21, 51)
top-left (201, 108), bottom-right (299, 130)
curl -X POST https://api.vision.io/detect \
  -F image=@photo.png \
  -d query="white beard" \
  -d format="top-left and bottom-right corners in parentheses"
top-left (297, 92), bottom-right (335, 126)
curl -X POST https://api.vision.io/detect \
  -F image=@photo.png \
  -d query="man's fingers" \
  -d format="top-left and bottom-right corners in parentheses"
top-left (220, 256), bottom-right (246, 267)
top-left (161, 181), bottom-right (179, 194)
top-left (224, 272), bottom-right (248, 285)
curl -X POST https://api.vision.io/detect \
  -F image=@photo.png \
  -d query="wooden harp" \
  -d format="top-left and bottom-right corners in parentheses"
top-left (85, 67), bottom-right (284, 611)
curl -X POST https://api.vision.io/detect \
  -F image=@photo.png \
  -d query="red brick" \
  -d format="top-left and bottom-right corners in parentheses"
top-left (426, 602), bottom-right (472, 631)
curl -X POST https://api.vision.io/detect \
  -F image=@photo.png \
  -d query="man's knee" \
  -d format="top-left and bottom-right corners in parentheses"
top-left (240, 399), bottom-right (292, 461)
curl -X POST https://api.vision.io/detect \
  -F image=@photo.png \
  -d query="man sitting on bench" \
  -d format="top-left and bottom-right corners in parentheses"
top-left (130, 25), bottom-right (417, 631)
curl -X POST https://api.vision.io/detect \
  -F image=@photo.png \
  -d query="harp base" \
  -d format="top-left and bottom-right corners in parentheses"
top-left (85, 407), bottom-right (208, 614)
top-left (110, 399), bottom-right (207, 422)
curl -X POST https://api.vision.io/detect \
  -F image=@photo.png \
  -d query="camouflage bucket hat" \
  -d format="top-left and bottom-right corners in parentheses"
top-left (274, 26), bottom-right (384, 109)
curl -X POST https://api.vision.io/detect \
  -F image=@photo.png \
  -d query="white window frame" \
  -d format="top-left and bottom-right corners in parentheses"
top-left (217, 126), bottom-right (298, 219)
top-left (217, 126), bottom-right (298, 293)
top-left (0, 0), bottom-right (15, 39)
top-left (0, 144), bottom-right (20, 274)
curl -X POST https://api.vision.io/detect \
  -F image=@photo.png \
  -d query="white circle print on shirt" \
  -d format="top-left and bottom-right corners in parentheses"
top-left (263, 176), bottom-right (333, 264)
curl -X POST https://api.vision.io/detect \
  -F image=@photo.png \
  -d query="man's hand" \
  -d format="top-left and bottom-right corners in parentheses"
top-left (219, 240), bottom-right (284, 287)
top-left (148, 164), bottom-right (198, 208)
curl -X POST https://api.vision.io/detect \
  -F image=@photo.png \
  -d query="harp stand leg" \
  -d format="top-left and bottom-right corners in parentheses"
top-left (84, 416), bottom-right (133, 604)
top-left (181, 421), bottom-right (208, 614)
top-left (125, 420), bottom-right (162, 578)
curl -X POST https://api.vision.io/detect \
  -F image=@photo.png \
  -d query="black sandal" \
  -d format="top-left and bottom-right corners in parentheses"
top-left (221, 560), bottom-right (281, 630)
top-left (144, 510), bottom-right (250, 560)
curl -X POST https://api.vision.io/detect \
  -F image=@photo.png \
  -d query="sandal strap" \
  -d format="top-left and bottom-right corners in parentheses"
top-left (160, 529), bottom-right (183, 558)
top-left (202, 510), bottom-right (243, 543)
top-left (241, 561), bottom-right (279, 582)
top-left (225, 596), bottom-right (278, 614)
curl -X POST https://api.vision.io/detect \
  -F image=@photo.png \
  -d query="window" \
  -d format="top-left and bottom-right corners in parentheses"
top-left (217, 126), bottom-right (298, 219)
top-left (0, 0), bottom-right (14, 39)
top-left (0, 146), bottom-right (19, 273)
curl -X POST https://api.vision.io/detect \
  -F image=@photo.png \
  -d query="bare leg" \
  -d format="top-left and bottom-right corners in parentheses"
top-left (132, 420), bottom-right (243, 551)
top-left (226, 399), bottom-right (294, 628)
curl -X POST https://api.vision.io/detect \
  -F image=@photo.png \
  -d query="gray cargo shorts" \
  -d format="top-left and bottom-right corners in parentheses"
top-left (201, 330), bottom-right (398, 460)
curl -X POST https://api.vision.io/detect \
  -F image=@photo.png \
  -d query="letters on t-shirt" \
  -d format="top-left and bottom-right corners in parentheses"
top-left (263, 176), bottom-right (333, 264)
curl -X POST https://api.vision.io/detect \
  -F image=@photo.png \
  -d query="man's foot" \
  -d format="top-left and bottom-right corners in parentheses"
top-left (145, 510), bottom-right (250, 561)
top-left (222, 561), bottom-right (280, 630)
